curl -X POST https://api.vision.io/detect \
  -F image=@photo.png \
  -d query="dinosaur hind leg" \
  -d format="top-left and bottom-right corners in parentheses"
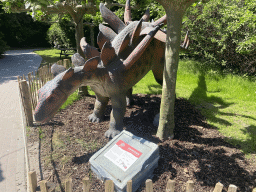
top-left (88, 93), bottom-right (109, 123)
top-left (126, 88), bottom-right (133, 106)
top-left (152, 61), bottom-right (164, 86)
top-left (151, 40), bottom-right (165, 86)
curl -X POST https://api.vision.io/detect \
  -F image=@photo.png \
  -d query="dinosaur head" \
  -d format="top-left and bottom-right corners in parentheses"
top-left (34, 68), bottom-right (74, 123)
top-left (34, 57), bottom-right (99, 124)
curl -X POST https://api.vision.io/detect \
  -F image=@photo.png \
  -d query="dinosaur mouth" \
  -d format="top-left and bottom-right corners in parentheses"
top-left (34, 91), bottom-right (68, 124)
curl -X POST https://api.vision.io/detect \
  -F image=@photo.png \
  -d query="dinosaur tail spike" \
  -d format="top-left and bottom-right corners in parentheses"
top-left (142, 8), bottom-right (150, 22)
top-left (152, 15), bottom-right (167, 26)
top-left (124, 24), bottom-right (163, 69)
top-left (124, 0), bottom-right (132, 25)
top-left (180, 31), bottom-right (189, 50)
top-left (100, 41), bottom-right (117, 66)
top-left (99, 3), bottom-right (126, 33)
top-left (130, 19), bottom-right (143, 45)
top-left (80, 37), bottom-right (100, 60)
top-left (140, 27), bottom-right (166, 43)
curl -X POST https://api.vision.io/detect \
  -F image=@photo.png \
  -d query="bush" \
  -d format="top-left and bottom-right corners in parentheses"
top-left (183, 0), bottom-right (256, 75)
top-left (0, 12), bottom-right (50, 48)
top-left (0, 32), bottom-right (9, 58)
top-left (0, 11), bottom-right (9, 57)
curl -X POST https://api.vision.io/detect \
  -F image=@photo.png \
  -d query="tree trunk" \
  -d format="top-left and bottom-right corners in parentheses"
top-left (75, 17), bottom-right (85, 58)
top-left (156, 7), bottom-right (184, 140)
top-left (74, 14), bottom-right (89, 96)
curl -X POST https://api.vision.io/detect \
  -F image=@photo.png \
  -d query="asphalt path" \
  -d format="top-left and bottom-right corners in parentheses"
top-left (0, 49), bottom-right (42, 191)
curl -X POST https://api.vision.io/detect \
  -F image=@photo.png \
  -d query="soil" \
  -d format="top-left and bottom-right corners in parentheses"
top-left (27, 94), bottom-right (256, 192)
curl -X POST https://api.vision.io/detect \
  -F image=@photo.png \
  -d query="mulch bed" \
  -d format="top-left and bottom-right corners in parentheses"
top-left (27, 94), bottom-right (256, 192)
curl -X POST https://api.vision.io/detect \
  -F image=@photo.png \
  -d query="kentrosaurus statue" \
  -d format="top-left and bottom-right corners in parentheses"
top-left (34, 1), bottom-right (189, 138)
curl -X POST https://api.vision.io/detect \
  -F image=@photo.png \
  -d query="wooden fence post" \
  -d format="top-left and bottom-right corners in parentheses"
top-left (57, 60), bottom-right (63, 66)
top-left (19, 80), bottom-right (33, 126)
top-left (145, 179), bottom-right (153, 192)
top-left (63, 59), bottom-right (70, 69)
top-left (65, 178), bottom-right (72, 192)
top-left (186, 180), bottom-right (194, 192)
top-left (82, 177), bottom-right (90, 192)
top-left (39, 180), bottom-right (48, 192)
top-left (127, 180), bottom-right (132, 192)
top-left (227, 184), bottom-right (237, 192)
top-left (213, 182), bottom-right (223, 192)
top-left (166, 179), bottom-right (175, 192)
top-left (105, 180), bottom-right (114, 192)
top-left (28, 171), bottom-right (37, 192)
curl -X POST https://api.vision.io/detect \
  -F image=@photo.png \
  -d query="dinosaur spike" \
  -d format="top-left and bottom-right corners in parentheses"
top-left (83, 56), bottom-right (100, 72)
top-left (80, 37), bottom-right (100, 60)
top-left (117, 33), bottom-right (130, 55)
top-left (124, 0), bottom-right (132, 25)
top-left (124, 24), bottom-right (162, 69)
top-left (99, 3), bottom-right (126, 33)
top-left (152, 15), bottom-right (167, 26)
top-left (142, 8), bottom-right (150, 22)
top-left (62, 67), bottom-right (74, 81)
top-left (97, 24), bottom-right (117, 49)
top-left (101, 41), bottom-right (117, 66)
top-left (97, 31), bottom-right (109, 50)
top-left (130, 19), bottom-right (143, 45)
top-left (140, 27), bottom-right (166, 43)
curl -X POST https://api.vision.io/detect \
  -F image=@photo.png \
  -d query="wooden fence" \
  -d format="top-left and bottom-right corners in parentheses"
top-left (18, 59), bottom-right (71, 126)
top-left (28, 171), bottom-right (256, 192)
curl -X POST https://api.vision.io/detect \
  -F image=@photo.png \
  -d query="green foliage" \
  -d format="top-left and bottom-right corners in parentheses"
top-left (183, 0), bottom-right (256, 75)
top-left (0, 7), bottom-right (9, 57)
top-left (47, 15), bottom-right (76, 48)
top-left (0, 10), bottom-right (50, 48)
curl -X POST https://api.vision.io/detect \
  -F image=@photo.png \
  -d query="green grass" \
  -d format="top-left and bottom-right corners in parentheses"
top-left (134, 60), bottom-right (256, 158)
top-left (34, 49), bottom-right (256, 159)
top-left (34, 48), bottom-right (73, 65)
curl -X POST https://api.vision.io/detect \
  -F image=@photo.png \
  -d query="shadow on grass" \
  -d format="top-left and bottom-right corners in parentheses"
top-left (146, 84), bottom-right (162, 95)
top-left (189, 72), bottom-right (234, 126)
top-left (188, 72), bottom-right (256, 154)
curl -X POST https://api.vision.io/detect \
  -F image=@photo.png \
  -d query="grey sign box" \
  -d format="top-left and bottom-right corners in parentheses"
top-left (89, 130), bottom-right (159, 192)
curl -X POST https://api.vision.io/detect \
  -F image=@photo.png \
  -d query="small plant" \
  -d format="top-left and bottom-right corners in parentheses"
top-left (38, 127), bottom-right (45, 140)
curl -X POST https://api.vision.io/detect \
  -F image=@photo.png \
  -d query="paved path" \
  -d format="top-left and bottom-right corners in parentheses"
top-left (0, 49), bottom-right (42, 192)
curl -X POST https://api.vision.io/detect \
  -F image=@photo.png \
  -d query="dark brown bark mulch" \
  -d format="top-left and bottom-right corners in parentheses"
top-left (28, 94), bottom-right (256, 192)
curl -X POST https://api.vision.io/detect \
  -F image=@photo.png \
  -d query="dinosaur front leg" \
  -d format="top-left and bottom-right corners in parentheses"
top-left (88, 93), bottom-right (109, 123)
top-left (105, 95), bottom-right (126, 138)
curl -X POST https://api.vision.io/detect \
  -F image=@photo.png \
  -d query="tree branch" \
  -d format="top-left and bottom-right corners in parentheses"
top-left (104, 2), bottom-right (139, 9)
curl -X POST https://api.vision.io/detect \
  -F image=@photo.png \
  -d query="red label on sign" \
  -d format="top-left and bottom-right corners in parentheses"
top-left (116, 140), bottom-right (142, 158)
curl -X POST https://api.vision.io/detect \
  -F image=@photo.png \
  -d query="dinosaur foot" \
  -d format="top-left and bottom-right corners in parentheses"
top-left (88, 113), bottom-right (103, 123)
top-left (104, 129), bottom-right (121, 139)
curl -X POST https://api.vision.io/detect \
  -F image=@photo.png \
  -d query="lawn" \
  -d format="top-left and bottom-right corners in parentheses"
top-left (34, 49), bottom-right (256, 160)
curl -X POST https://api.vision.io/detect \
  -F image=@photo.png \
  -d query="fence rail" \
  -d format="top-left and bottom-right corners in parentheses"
top-left (18, 59), bottom-right (71, 126)
top-left (28, 171), bottom-right (256, 192)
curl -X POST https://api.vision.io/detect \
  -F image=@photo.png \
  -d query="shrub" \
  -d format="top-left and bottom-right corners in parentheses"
top-left (0, 12), bottom-right (50, 48)
top-left (183, 0), bottom-right (256, 75)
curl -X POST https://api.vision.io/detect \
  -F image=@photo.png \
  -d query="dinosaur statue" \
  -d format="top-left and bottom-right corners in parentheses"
top-left (34, 1), bottom-right (189, 138)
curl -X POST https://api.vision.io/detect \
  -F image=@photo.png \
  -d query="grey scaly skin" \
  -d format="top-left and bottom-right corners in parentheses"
top-left (34, 1), bottom-right (189, 138)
